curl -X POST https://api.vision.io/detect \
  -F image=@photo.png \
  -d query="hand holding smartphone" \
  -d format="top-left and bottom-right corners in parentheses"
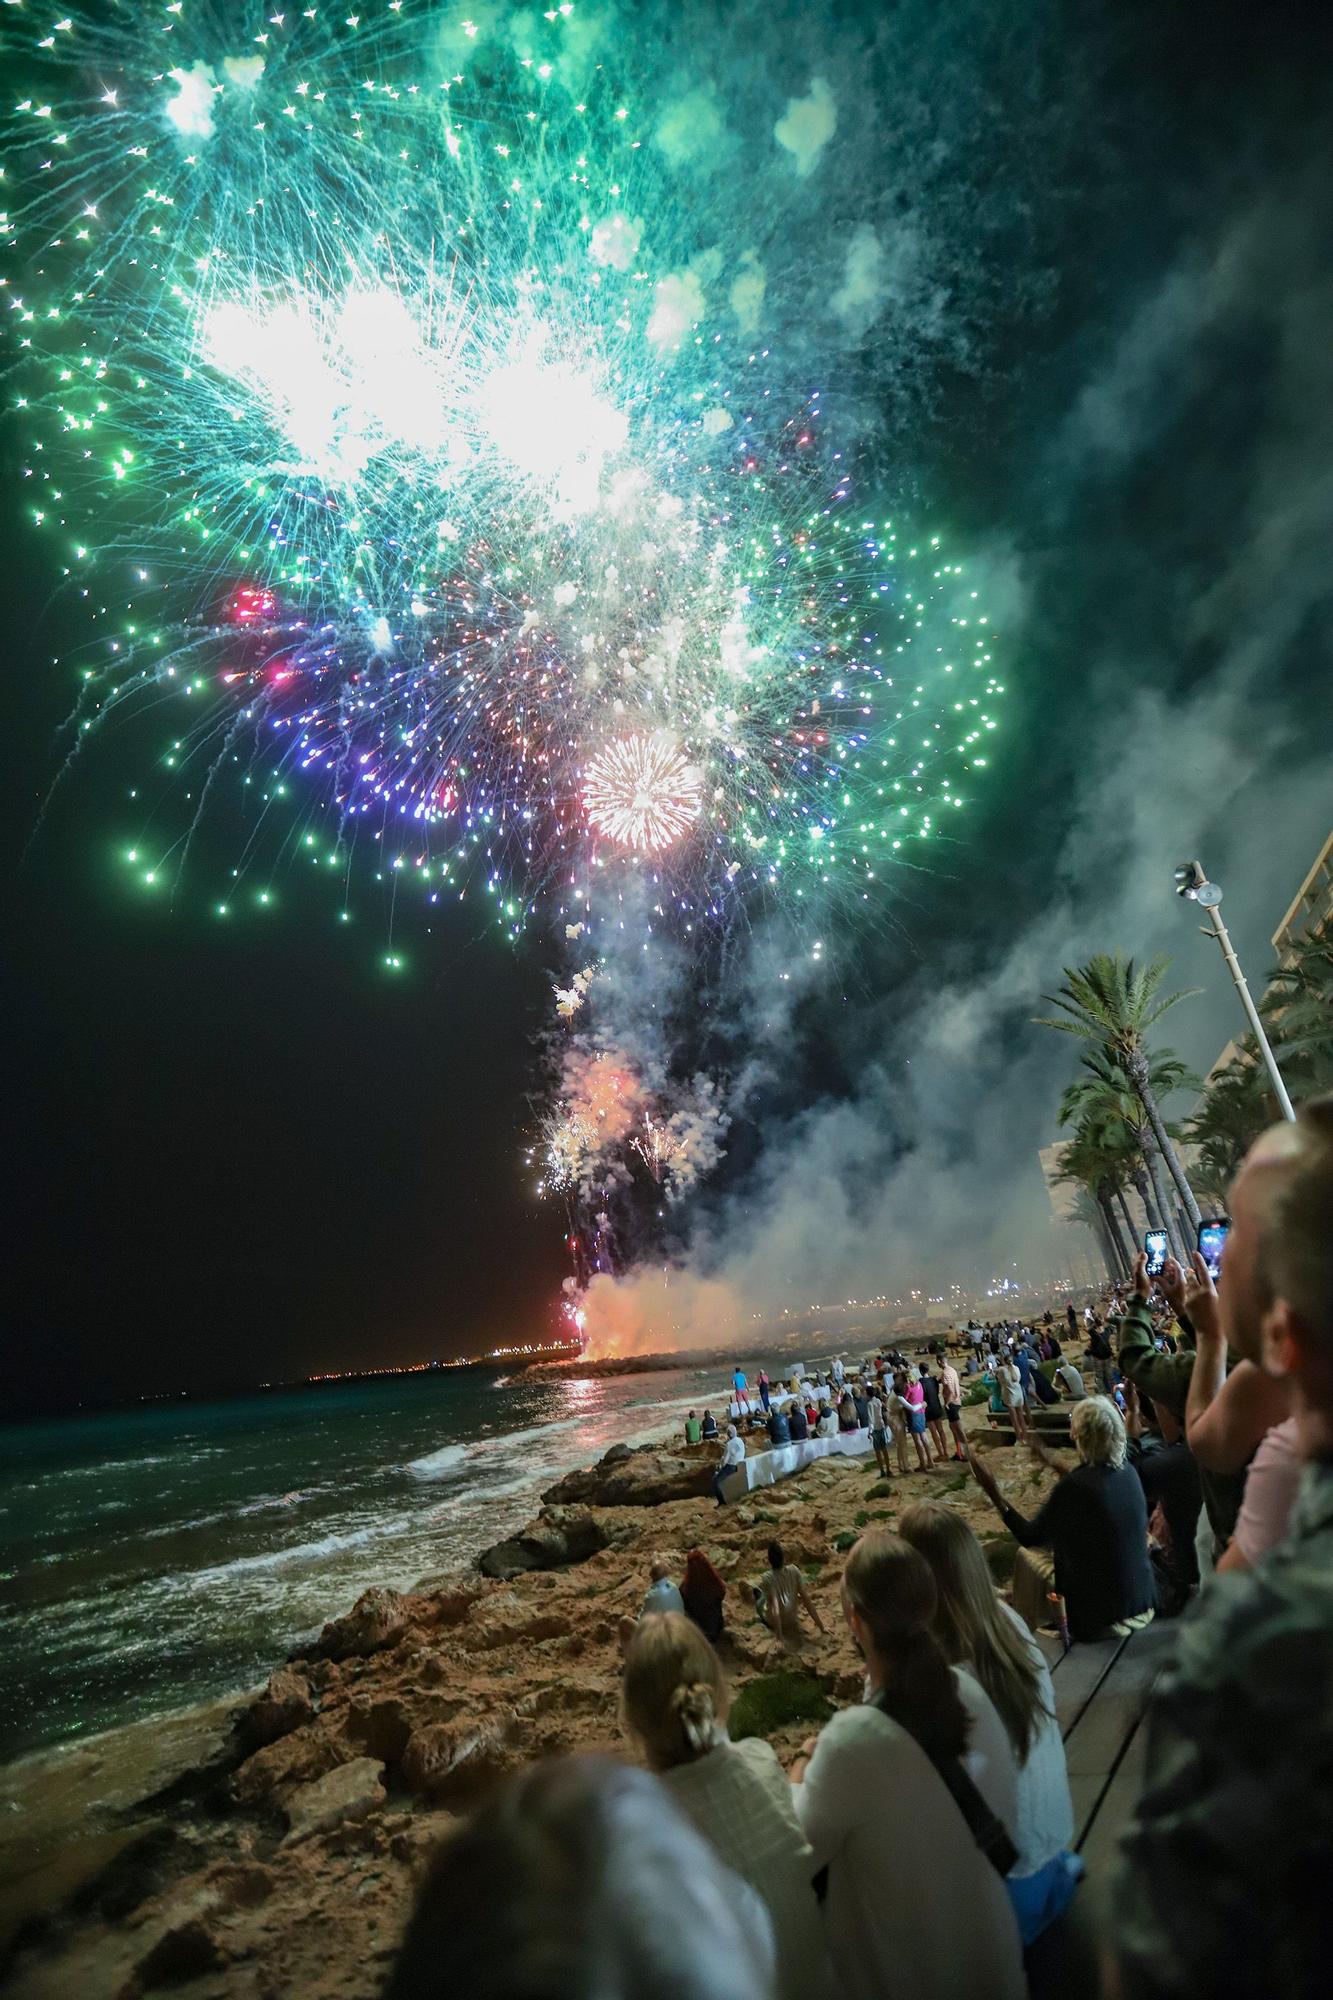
top-left (1197, 1216), bottom-right (1231, 1283)
top-left (1143, 1230), bottom-right (1168, 1279)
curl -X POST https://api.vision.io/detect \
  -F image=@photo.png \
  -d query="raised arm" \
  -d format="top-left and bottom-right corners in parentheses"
top-left (1164, 1253), bottom-right (1291, 1473)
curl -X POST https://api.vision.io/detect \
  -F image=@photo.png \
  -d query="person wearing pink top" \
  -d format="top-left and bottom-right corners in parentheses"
top-left (903, 1373), bottom-right (932, 1471)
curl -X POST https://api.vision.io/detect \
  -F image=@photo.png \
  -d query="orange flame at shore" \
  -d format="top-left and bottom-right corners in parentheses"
top-left (579, 1268), bottom-right (748, 1360)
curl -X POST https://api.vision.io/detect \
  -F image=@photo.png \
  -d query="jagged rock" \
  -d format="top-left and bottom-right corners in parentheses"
top-left (134, 1918), bottom-right (223, 1989)
top-left (344, 1695), bottom-right (414, 1766)
top-left (282, 1756), bottom-right (385, 1844)
top-left (477, 1509), bottom-right (608, 1579)
top-left (429, 1583), bottom-right (484, 1627)
top-left (205, 1861), bottom-right (275, 1911)
top-left (232, 1719), bottom-right (356, 1806)
top-left (390, 1818), bottom-right (450, 1870)
top-left (541, 1450), bottom-right (713, 1509)
top-left (306, 1586), bottom-right (423, 1662)
top-left (234, 1669), bottom-right (314, 1752)
top-left (461, 1596), bottom-right (573, 1651)
top-left (399, 1721), bottom-right (518, 1805)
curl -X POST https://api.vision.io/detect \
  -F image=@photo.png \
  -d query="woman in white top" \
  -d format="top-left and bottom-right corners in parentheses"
top-left (621, 1611), bottom-right (835, 2000)
top-left (791, 1533), bottom-right (1025, 2000)
top-left (995, 1356), bottom-right (1029, 1438)
top-left (899, 1501), bottom-right (1078, 1945)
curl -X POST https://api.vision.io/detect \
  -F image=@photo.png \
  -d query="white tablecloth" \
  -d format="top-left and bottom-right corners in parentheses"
top-left (719, 1427), bottom-right (871, 1500)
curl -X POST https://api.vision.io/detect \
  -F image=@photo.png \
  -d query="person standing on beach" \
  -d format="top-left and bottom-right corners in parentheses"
top-left (904, 1372), bottom-right (933, 1469)
top-left (733, 1367), bottom-right (752, 1418)
top-left (869, 1384), bottom-right (893, 1480)
top-left (939, 1355), bottom-right (967, 1462)
top-left (920, 1364), bottom-right (950, 1464)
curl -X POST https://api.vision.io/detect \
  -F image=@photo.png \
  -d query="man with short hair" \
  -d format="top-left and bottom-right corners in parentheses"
top-left (683, 1408), bottom-right (702, 1446)
top-left (1116, 1097), bottom-right (1333, 2000)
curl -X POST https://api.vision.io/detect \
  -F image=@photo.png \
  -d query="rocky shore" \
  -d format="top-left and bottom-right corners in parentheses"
top-left (1, 1413), bottom-right (1053, 2000)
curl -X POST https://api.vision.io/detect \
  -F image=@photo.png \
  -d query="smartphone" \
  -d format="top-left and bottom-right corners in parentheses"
top-left (1143, 1230), bottom-right (1168, 1278)
top-left (1197, 1216), bottom-right (1232, 1283)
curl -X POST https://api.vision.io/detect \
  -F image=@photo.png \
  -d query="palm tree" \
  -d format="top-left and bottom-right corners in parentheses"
top-left (1053, 1126), bottom-right (1134, 1279)
top-left (1184, 1040), bottom-right (1278, 1208)
top-left (1036, 953), bottom-right (1202, 1230)
top-left (1266, 932), bottom-right (1333, 1090)
top-left (1068, 1184), bottom-right (1122, 1285)
top-left (1057, 1049), bottom-right (1197, 1261)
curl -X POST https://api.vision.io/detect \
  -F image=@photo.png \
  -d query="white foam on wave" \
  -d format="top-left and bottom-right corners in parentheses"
top-left (161, 1514), bottom-right (417, 1592)
top-left (405, 1444), bottom-right (469, 1480)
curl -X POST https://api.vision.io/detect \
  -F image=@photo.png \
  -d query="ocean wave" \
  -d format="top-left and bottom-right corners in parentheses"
top-left (172, 1516), bottom-right (417, 1590)
top-left (404, 1444), bottom-right (469, 1480)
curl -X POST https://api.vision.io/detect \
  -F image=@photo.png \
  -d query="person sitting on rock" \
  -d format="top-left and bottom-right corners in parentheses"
top-left (713, 1424), bottom-right (746, 1505)
top-left (681, 1547), bottom-right (728, 1643)
top-left (837, 1391), bottom-right (859, 1434)
top-left (757, 1541), bottom-right (826, 1646)
top-left (767, 1402), bottom-right (792, 1447)
top-left (618, 1555), bottom-right (687, 1654)
top-left (701, 1409), bottom-right (719, 1441)
top-left (788, 1400), bottom-right (811, 1443)
top-left (684, 1409), bottom-right (703, 1446)
top-left (620, 1613), bottom-right (835, 2000)
top-left (1054, 1359), bottom-right (1087, 1400)
top-left (815, 1405), bottom-right (839, 1439)
top-left (386, 1753), bottom-right (778, 2000)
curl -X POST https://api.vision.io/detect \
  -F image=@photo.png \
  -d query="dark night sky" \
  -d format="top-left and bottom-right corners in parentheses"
top-left (5, 0), bottom-right (1333, 1413)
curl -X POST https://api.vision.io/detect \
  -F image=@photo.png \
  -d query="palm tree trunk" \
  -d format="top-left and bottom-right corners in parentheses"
top-left (1098, 1182), bottom-right (1131, 1276)
top-left (1115, 1184), bottom-right (1136, 1249)
top-left (1092, 1208), bottom-right (1121, 1283)
top-left (1131, 1066), bottom-right (1201, 1229)
top-left (1142, 1142), bottom-right (1186, 1261)
top-left (1131, 1167), bottom-right (1161, 1231)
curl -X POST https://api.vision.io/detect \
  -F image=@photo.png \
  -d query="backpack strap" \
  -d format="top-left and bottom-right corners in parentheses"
top-left (870, 1691), bottom-right (1018, 1879)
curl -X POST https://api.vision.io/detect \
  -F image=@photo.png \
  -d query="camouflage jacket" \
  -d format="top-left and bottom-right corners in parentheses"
top-left (1116, 1458), bottom-right (1333, 1999)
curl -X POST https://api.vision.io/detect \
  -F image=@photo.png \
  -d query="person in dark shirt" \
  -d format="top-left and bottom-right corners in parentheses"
top-left (969, 1397), bottom-right (1156, 1641)
top-left (852, 1387), bottom-right (871, 1429)
top-left (767, 1404), bottom-right (792, 1447)
top-left (700, 1410), bottom-right (718, 1441)
top-left (788, 1402), bottom-right (810, 1442)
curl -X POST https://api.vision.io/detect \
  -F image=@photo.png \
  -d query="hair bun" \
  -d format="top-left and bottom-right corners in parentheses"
top-left (670, 1681), bottom-right (717, 1754)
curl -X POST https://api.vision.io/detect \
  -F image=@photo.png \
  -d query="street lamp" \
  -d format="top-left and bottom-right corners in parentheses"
top-left (1175, 861), bottom-right (1296, 1121)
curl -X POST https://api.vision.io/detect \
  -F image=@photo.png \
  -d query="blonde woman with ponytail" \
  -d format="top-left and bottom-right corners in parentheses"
top-left (621, 1612), bottom-right (834, 2000)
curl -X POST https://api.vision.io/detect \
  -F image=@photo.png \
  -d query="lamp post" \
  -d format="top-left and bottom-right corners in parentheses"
top-left (1175, 861), bottom-right (1296, 1122)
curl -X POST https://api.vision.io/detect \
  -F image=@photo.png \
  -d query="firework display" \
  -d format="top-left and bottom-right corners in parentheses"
top-left (3, 0), bottom-right (1014, 1330)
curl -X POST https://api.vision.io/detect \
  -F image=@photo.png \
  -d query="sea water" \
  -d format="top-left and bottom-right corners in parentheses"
top-left (0, 1364), bottom-right (720, 1765)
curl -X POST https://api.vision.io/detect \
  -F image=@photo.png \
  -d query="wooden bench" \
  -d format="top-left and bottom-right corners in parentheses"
top-left (1033, 1618), bottom-right (1176, 1946)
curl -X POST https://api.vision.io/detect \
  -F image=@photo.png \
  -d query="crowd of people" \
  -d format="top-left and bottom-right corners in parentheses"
top-left (387, 1094), bottom-right (1333, 1999)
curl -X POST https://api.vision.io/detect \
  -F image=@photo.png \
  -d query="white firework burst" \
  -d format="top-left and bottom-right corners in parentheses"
top-left (582, 733), bottom-right (704, 853)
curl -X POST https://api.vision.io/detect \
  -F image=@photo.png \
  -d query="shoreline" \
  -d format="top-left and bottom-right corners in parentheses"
top-left (1, 1382), bottom-right (1053, 1999)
